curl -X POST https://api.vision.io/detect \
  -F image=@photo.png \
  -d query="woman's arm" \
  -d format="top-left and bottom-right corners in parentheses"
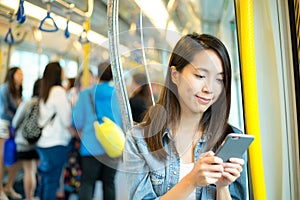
top-left (12, 101), bottom-right (27, 129)
top-left (124, 133), bottom-right (160, 200)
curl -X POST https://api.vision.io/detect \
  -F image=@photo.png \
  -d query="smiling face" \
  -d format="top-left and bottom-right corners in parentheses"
top-left (171, 49), bottom-right (224, 115)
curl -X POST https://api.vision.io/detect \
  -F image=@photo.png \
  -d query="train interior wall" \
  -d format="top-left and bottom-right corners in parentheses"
top-left (254, 0), bottom-right (300, 199)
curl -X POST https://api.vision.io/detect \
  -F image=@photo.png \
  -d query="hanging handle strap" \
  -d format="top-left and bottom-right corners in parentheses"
top-left (4, 27), bottom-right (14, 45)
top-left (39, 12), bottom-right (59, 32)
top-left (16, 0), bottom-right (26, 24)
top-left (78, 25), bottom-right (89, 44)
top-left (64, 19), bottom-right (70, 38)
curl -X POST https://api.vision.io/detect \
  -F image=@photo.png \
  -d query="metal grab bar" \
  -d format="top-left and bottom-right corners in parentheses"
top-left (107, 0), bottom-right (133, 133)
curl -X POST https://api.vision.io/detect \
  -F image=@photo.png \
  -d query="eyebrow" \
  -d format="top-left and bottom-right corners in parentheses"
top-left (194, 67), bottom-right (224, 75)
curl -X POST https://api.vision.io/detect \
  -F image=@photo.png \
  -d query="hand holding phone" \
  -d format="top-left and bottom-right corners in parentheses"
top-left (215, 133), bottom-right (254, 162)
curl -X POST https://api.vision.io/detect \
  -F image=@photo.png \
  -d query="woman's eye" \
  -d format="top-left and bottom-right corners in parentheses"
top-left (216, 78), bottom-right (224, 84)
top-left (195, 74), bottom-right (205, 79)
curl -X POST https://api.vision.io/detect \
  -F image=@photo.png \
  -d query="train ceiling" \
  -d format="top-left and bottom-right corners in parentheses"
top-left (0, 0), bottom-right (231, 62)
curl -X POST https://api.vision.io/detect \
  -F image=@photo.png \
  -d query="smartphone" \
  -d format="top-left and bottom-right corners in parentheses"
top-left (215, 133), bottom-right (254, 162)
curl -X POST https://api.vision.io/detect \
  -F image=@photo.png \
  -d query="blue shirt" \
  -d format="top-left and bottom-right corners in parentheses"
top-left (124, 126), bottom-right (247, 200)
top-left (72, 82), bottom-right (123, 156)
top-left (0, 83), bottom-right (18, 122)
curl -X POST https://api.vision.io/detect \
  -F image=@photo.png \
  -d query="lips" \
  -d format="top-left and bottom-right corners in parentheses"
top-left (195, 95), bottom-right (212, 105)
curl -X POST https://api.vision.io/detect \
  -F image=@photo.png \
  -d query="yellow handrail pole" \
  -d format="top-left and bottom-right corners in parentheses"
top-left (82, 19), bottom-right (90, 88)
top-left (0, 49), bottom-right (3, 83)
top-left (236, 0), bottom-right (267, 199)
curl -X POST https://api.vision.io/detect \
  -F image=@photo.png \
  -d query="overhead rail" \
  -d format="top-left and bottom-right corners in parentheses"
top-left (50, 0), bottom-right (94, 18)
top-left (0, 5), bottom-right (14, 19)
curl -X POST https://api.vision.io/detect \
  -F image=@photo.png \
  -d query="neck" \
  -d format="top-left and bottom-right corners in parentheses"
top-left (180, 109), bottom-right (203, 130)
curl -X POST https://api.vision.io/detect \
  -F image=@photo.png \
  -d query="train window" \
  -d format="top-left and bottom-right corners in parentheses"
top-left (59, 59), bottom-right (78, 78)
top-left (10, 49), bottom-right (49, 100)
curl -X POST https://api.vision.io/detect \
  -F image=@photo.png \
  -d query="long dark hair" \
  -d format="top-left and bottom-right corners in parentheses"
top-left (5, 67), bottom-right (22, 100)
top-left (39, 62), bottom-right (62, 102)
top-left (142, 33), bottom-right (232, 158)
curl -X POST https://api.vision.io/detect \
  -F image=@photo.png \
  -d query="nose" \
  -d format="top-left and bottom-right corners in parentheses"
top-left (202, 79), bottom-right (213, 93)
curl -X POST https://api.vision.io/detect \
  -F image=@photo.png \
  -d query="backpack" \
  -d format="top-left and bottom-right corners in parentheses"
top-left (21, 100), bottom-right (56, 144)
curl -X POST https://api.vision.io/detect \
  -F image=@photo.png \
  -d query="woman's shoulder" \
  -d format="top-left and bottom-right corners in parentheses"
top-left (0, 83), bottom-right (8, 94)
top-left (128, 124), bottom-right (144, 137)
top-left (50, 86), bottom-right (67, 95)
top-left (126, 125), bottom-right (148, 143)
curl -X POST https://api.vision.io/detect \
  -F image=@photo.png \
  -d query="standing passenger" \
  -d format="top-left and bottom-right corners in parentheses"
top-left (0, 67), bottom-right (23, 200)
top-left (72, 61), bottom-right (122, 200)
top-left (129, 73), bottom-right (152, 123)
top-left (124, 33), bottom-right (247, 199)
top-left (12, 79), bottom-right (41, 200)
top-left (36, 62), bottom-right (71, 200)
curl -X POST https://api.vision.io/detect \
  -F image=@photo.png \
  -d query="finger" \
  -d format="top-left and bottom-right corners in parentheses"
top-left (205, 171), bottom-right (223, 179)
top-left (202, 174), bottom-right (220, 185)
top-left (224, 166), bottom-right (242, 177)
top-left (221, 172), bottom-right (235, 182)
top-left (223, 163), bottom-right (243, 173)
top-left (198, 151), bottom-right (221, 164)
top-left (229, 158), bottom-right (245, 165)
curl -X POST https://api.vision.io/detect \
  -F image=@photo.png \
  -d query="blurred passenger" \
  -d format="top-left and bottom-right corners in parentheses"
top-left (68, 70), bottom-right (95, 107)
top-left (129, 73), bottom-right (152, 123)
top-left (12, 79), bottom-right (42, 200)
top-left (65, 78), bottom-right (75, 91)
top-left (36, 62), bottom-right (71, 200)
top-left (62, 71), bottom-right (94, 199)
top-left (72, 61), bottom-right (122, 200)
top-left (0, 67), bottom-right (23, 200)
top-left (55, 77), bottom-right (77, 200)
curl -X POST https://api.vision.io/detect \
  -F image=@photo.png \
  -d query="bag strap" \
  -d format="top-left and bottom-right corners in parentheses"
top-left (40, 112), bottom-right (56, 129)
top-left (89, 93), bottom-right (97, 121)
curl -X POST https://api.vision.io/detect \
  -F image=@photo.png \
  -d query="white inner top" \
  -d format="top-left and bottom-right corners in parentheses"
top-left (179, 161), bottom-right (196, 200)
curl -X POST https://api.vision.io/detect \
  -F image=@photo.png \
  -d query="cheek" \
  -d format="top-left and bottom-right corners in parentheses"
top-left (213, 85), bottom-right (224, 101)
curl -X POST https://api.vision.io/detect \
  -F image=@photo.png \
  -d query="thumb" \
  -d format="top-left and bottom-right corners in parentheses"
top-left (199, 151), bottom-right (214, 159)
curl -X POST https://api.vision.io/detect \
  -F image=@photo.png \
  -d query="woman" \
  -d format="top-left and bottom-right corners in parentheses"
top-left (12, 79), bottom-right (41, 200)
top-left (124, 33), bottom-right (247, 199)
top-left (72, 62), bottom-right (122, 200)
top-left (0, 67), bottom-right (23, 200)
top-left (36, 62), bottom-right (71, 200)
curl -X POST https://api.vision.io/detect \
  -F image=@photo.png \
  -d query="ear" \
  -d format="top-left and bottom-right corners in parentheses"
top-left (170, 66), bottom-right (178, 84)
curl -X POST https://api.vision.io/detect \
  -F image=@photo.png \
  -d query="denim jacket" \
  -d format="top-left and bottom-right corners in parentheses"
top-left (0, 83), bottom-right (18, 122)
top-left (124, 126), bottom-right (247, 200)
